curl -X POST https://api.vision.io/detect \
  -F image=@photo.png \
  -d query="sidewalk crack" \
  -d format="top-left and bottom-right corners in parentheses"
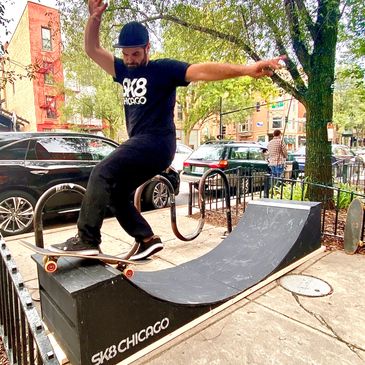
top-left (292, 293), bottom-right (365, 359)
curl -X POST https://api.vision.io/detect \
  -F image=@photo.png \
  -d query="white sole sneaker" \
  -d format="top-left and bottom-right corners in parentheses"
top-left (130, 242), bottom-right (163, 261)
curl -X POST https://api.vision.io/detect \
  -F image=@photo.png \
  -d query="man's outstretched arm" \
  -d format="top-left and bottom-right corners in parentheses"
top-left (85, 0), bottom-right (115, 77)
top-left (185, 56), bottom-right (286, 82)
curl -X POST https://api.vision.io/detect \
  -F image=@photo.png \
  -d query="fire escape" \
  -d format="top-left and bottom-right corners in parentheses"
top-left (35, 54), bottom-right (65, 130)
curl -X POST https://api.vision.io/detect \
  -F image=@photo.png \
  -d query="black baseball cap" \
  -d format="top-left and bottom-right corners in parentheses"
top-left (113, 21), bottom-right (149, 48)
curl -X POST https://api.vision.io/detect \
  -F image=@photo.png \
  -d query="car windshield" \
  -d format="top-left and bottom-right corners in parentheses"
top-left (189, 145), bottom-right (224, 160)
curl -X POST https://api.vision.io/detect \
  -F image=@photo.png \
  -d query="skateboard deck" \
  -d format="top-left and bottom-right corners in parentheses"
top-left (20, 239), bottom-right (138, 277)
top-left (344, 198), bottom-right (365, 254)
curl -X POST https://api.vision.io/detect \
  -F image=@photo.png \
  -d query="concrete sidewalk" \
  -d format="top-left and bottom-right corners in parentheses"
top-left (4, 206), bottom-right (365, 365)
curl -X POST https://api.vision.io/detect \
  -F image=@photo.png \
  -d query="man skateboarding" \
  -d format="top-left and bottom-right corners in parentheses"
top-left (49, 0), bottom-right (286, 260)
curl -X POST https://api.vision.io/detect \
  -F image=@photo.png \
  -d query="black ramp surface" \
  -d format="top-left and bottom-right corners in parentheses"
top-left (132, 199), bottom-right (321, 305)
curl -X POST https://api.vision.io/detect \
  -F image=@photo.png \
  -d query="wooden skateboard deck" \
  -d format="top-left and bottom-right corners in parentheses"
top-left (344, 198), bottom-right (365, 254)
top-left (20, 239), bottom-right (139, 277)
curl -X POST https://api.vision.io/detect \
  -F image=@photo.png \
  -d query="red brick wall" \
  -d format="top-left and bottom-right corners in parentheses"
top-left (27, 2), bottom-right (64, 130)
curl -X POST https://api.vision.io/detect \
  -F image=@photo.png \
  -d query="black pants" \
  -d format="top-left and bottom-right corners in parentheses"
top-left (77, 133), bottom-right (176, 246)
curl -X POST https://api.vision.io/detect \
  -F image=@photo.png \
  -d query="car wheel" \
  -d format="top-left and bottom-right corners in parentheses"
top-left (143, 181), bottom-right (169, 209)
top-left (0, 191), bottom-right (36, 236)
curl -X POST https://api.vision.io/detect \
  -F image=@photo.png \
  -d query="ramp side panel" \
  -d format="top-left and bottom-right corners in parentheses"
top-left (35, 258), bottom-right (211, 365)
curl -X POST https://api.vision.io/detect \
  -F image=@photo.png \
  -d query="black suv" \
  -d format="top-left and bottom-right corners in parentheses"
top-left (0, 132), bottom-right (180, 236)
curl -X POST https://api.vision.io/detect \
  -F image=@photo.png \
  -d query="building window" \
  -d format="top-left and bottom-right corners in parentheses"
top-left (45, 96), bottom-right (57, 119)
top-left (298, 120), bottom-right (305, 133)
top-left (43, 61), bottom-right (54, 84)
top-left (239, 120), bottom-right (250, 132)
top-left (41, 27), bottom-right (52, 51)
top-left (272, 116), bottom-right (282, 129)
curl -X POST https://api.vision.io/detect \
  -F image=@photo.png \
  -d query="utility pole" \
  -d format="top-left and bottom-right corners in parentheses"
top-left (219, 97), bottom-right (223, 139)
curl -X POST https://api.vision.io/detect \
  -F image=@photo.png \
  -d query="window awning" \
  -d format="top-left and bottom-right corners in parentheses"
top-left (0, 114), bottom-right (13, 130)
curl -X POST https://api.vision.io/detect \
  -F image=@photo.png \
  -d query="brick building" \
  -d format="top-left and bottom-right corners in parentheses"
top-left (175, 96), bottom-right (307, 151)
top-left (1, 1), bottom-right (64, 131)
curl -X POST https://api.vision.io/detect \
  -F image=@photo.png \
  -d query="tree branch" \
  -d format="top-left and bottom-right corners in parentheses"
top-left (150, 14), bottom-right (262, 61)
top-left (261, 7), bottom-right (307, 96)
top-left (284, 0), bottom-right (311, 74)
top-left (294, 0), bottom-right (317, 39)
top-left (128, 10), bottom-right (307, 102)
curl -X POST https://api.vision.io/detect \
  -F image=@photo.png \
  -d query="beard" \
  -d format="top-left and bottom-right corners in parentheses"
top-left (125, 50), bottom-right (148, 69)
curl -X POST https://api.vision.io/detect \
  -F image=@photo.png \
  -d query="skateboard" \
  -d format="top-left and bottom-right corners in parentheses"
top-left (344, 198), bottom-right (365, 254)
top-left (19, 240), bottom-right (137, 278)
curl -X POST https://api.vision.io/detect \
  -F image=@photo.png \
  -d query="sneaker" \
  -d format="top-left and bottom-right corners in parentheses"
top-left (130, 236), bottom-right (163, 261)
top-left (47, 236), bottom-right (100, 256)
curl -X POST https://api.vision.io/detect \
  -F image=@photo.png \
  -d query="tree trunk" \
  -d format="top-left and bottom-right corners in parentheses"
top-left (304, 0), bottom-right (339, 205)
top-left (305, 96), bottom-right (333, 204)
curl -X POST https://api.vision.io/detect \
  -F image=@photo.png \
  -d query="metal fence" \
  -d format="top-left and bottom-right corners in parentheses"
top-left (188, 165), bottom-right (365, 241)
top-left (0, 237), bottom-right (59, 365)
top-left (332, 160), bottom-right (365, 191)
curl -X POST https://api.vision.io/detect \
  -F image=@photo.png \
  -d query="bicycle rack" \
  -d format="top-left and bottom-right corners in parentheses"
top-left (33, 183), bottom-right (139, 258)
top-left (34, 169), bottom-right (232, 250)
top-left (134, 168), bottom-right (232, 241)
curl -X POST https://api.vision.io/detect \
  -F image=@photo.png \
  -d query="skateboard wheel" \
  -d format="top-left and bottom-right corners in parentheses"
top-left (123, 268), bottom-right (134, 278)
top-left (45, 260), bottom-right (58, 273)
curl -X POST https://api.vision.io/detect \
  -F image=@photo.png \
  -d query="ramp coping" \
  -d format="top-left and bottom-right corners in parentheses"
top-left (249, 200), bottom-right (312, 210)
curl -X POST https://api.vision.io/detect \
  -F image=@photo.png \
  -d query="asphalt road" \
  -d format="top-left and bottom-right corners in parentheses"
top-left (175, 181), bottom-right (190, 206)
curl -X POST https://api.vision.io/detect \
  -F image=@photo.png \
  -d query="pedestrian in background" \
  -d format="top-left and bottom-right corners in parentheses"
top-left (267, 129), bottom-right (288, 179)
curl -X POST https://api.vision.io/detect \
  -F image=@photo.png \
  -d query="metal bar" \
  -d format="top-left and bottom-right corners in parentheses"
top-left (28, 329), bottom-right (35, 365)
top-left (14, 291), bottom-right (23, 365)
top-left (20, 307), bottom-right (27, 365)
top-left (9, 274), bottom-right (16, 363)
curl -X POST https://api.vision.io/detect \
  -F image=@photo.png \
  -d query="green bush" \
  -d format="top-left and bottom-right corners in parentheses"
top-left (272, 180), bottom-right (360, 209)
top-left (271, 180), bottom-right (309, 201)
top-left (334, 183), bottom-right (357, 209)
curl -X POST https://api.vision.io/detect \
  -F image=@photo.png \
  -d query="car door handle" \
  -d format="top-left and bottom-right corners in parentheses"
top-left (30, 170), bottom-right (49, 175)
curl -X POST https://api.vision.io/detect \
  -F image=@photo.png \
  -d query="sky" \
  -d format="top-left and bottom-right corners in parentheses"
top-left (1, 0), bottom-right (59, 44)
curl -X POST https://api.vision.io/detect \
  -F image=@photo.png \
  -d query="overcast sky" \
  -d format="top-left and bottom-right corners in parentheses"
top-left (1, 0), bottom-right (59, 44)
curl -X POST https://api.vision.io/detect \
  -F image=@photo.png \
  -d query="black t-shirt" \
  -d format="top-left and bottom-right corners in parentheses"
top-left (114, 57), bottom-right (190, 137)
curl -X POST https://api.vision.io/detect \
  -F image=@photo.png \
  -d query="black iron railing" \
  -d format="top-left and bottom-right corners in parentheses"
top-left (188, 167), bottom-right (365, 240)
top-left (0, 237), bottom-right (59, 365)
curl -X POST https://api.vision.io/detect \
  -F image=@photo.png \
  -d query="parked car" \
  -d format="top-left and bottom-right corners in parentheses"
top-left (181, 141), bottom-right (297, 191)
top-left (171, 142), bottom-right (193, 172)
top-left (291, 144), bottom-right (361, 172)
top-left (352, 147), bottom-right (365, 163)
top-left (0, 132), bottom-right (180, 236)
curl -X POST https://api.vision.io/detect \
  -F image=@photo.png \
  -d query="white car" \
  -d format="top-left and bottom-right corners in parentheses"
top-left (171, 142), bottom-right (193, 172)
